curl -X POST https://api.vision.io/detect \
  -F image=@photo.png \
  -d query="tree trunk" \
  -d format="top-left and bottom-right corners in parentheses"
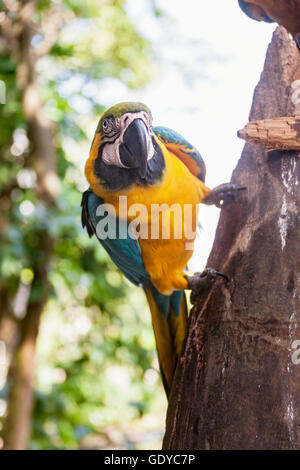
top-left (163, 27), bottom-right (300, 450)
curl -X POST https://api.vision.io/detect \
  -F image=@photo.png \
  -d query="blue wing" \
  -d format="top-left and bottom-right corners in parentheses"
top-left (81, 189), bottom-right (183, 317)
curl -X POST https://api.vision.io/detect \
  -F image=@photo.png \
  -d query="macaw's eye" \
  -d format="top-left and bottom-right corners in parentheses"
top-left (102, 119), bottom-right (109, 132)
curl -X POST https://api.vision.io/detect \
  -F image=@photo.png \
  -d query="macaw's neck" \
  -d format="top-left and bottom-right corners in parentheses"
top-left (93, 135), bottom-right (165, 192)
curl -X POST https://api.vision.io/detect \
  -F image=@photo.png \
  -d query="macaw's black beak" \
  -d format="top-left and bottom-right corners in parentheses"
top-left (295, 36), bottom-right (300, 52)
top-left (119, 119), bottom-right (149, 178)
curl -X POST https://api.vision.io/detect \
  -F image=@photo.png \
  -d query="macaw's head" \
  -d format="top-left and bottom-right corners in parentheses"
top-left (87, 102), bottom-right (165, 191)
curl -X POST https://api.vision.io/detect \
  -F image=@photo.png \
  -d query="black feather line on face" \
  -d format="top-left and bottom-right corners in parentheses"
top-left (93, 136), bottom-right (165, 191)
top-left (104, 130), bottom-right (120, 140)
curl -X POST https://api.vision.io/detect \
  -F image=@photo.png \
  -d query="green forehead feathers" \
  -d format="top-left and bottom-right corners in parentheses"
top-left (97, 102), bottom-right (152, 132)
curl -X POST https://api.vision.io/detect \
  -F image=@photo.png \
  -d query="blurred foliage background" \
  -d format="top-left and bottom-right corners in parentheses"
top-left (0, 0), bottom-right (211, 450)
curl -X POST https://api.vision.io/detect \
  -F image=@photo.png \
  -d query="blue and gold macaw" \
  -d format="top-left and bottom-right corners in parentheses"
top-left (81, 102), bottom-right (244, 396)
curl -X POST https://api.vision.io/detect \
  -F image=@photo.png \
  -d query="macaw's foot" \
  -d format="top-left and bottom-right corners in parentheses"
top-left (202, 183), bottom-right (246, 208)
top-left (186, 268), bottom-right (228, 305)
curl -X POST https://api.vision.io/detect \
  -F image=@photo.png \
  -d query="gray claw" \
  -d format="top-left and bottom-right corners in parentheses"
top-left (213, 270), bottom-right (229, 281)
top-left (186, 267), bottom-right (228, 304)
top-left (203, 183), bottom-right (246, 208)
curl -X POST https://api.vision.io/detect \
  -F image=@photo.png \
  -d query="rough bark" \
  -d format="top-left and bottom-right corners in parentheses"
top-left (163, 27), bottom-right (300, 450)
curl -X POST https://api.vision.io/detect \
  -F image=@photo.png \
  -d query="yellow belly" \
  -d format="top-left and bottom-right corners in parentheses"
top-left (85, 135), bottom-right (210, 294)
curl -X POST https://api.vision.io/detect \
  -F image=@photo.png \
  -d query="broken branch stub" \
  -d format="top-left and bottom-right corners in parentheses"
top-left (238, 116), bottom-right (300, 151)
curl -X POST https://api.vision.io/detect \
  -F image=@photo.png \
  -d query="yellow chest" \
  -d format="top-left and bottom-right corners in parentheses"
top-left (85, 135), bottom-right (210, 294)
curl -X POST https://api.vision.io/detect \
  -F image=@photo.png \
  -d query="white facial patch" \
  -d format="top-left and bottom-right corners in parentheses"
top-left (102, 111), bottom-right (155, 168)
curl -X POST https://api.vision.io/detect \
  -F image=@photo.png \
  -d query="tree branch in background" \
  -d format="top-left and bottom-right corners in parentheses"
top-left (3, 0), bottom-right (59, 449)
